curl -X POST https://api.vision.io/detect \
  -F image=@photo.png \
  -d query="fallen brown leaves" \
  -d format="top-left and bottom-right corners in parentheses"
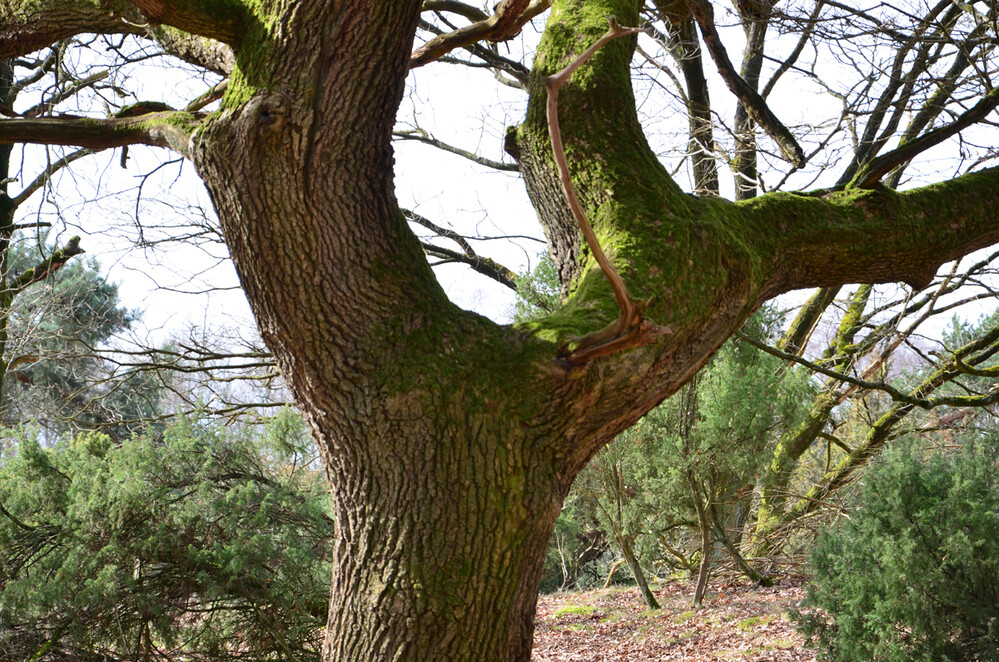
top-left (531, 577), bottom-right (817, 661)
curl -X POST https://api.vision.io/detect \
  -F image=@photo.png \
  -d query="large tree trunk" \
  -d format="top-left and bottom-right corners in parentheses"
top-left (321, 412), bottom-right (565, 660)
top-left (188, 4), bottom-right (577, 658)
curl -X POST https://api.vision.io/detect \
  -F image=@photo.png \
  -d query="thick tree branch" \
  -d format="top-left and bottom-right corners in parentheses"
top-left (0, 110), bottom-right (201, 158)
top-left (650, 0), bottom-right (719, 195)
top-left (751, 166), bottom-right (999, 298)
top-left (125, 0), bottom-right (246, 47)
top-left (185, 79), bottom-right (228, 112)
top-left (777, 286), bottom-right (840, 356)
top-left (683, 0), bottom-right (805, 168)
top-left (411, 0), bottom-right (548, 68)
top-left (148, 25), bottom-right (235, 75)
top-left (0, 1), bottom-right (143, 59)
top-left (544, 17), bottom-right (669, 364)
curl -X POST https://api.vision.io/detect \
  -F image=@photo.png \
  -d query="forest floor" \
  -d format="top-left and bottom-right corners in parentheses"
top-left (531, 577), bottom-right (817, 661)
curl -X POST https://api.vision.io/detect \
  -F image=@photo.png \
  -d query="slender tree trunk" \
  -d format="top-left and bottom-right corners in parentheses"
top-left (603, 558), bottom-right (625, 588)
top-left (0, 60), bottom-right (16, 413)
top-left (654, 2), bottom-right (718, 196)
top-left (689, 473), bottom-right (712, 607)
top-left (617, 532), bottom-right (660, 610)
top-left (604, 461), bottom-right (660, 609)
top-left (733, 4), bottom-right (771, 201)
top-left (710, 503), bottom-right (770, 585)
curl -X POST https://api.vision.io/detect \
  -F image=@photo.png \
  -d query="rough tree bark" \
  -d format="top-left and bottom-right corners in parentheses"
top-left (4, 0), bottom-right (999, 660)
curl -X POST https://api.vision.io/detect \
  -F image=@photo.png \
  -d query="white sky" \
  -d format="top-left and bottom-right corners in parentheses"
top-left (8, 5), bottom-right (999, 348)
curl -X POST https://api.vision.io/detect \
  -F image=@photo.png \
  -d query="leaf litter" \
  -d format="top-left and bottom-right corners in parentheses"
top-left (531, 577), bottom-right (816, 661)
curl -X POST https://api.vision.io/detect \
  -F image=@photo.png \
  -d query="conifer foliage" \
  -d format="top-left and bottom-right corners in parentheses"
top-left (0, 411), bottom-right (333, 661)
top-left (798, 439), bottom-right (999, 662)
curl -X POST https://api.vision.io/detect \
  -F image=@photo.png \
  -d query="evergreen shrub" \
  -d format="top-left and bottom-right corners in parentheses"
top-left (798, 438), bottom-right (999, 661)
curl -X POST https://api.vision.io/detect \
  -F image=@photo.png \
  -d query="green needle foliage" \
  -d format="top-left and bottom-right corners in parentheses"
top-left (1, 245), bottom-right (161, 439)
top-left (0, 409), bottom-right (333, 661)
top-left (798, 438), bottom-right (999, 662)
top-left (512, 253), bottom-right (560, 322)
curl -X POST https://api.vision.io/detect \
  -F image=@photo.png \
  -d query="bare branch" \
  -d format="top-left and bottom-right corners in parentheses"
top-left (683, 0), bottom-right (806, 168)
top-left (737, 324), bottom-right (999, 410)
top-left (423, 1), bottom-right (489, 23)
top-left (411, 0), bottom-right (548, 68)
top-left (186, 79), bottom-right (229, 112)
top-left (393, 129), bottom-right (518, 171)
top-left (21, 69), bottom-right (110, 118)
top-left (405, 209), bottom-right (519, 289)
top-left (0, 110), bottom-right (202, 158)
top-left (12, 147), bottom-right (93, 207)
top-left (852, 88), bottom-right (999, 188)
top-left (421, 243), bottom-right (518, 290)
top-left (761, 1), bottom-right (823, 99)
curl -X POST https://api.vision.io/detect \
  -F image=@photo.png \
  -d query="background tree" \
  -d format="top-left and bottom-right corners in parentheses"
top-left (744, 260), bottom-right (999, 555)
top-left (0, 244), bottom-right (163, 439)
top-left (572, 309), bottom-right (809, 606)
top-left (5, 1), bottom-right (999, 660)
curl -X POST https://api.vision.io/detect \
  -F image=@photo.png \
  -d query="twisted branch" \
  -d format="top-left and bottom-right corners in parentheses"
top-left (545, 17), bottom-right (668, 364)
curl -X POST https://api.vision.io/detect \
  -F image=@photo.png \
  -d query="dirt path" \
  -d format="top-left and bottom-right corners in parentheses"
top-left (531, 578), bottom-right (817, 661)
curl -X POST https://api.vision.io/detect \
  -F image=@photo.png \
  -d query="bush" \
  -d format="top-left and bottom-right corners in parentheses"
top-left (798, 439), bottom-right (999, 661)
top-left (0, 411), bottom-right (333, 661)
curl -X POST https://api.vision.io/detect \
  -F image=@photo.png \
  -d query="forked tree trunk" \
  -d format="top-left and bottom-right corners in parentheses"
top-left (196, 111), bottom-right (575, 655)
top-left (189, 7), bottom-right (582, 657)
top-left (8, 1), bottom-right (999, 661)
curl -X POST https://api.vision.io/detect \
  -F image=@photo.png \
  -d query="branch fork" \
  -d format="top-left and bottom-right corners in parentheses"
top-left (544, 17), bottom-right (668, 365)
